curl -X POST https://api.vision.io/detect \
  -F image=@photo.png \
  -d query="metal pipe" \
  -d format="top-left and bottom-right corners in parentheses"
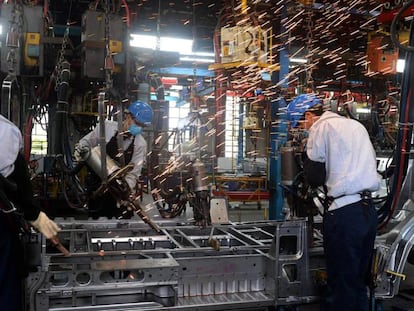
top-left (98, 92), bottom-right (108, 182)
top-left (116, 99), bottom-right (125, 167)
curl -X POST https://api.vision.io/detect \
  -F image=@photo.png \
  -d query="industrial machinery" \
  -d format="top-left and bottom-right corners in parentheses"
top-left (149, 108), bottom-right (214, 226)
top-left (2, 1), bottom-right (414, 311)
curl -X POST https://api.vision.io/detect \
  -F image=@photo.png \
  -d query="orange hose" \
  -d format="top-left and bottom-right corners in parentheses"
top-left (24, 114), bottom-right (33, 162)
top-left (121, 0), bottom-right (130, 27)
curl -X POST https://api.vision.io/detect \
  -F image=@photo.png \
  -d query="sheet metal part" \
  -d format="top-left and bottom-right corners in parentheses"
top-left (23, 215), bottom-right (413, 310)
top-left (24, 219), bottom-right (322, 310)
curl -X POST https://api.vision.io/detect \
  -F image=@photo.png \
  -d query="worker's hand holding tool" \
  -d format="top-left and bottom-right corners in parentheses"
top-left (30, 211), bottom-right (70, 256)
top-left (29, 211), bottom-right (61, 239)
top-left (74, 144), bottom-right (90, 161)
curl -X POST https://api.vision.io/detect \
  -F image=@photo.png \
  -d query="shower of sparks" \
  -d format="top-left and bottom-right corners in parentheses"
top-left (142, 0), bottom-right (398, 207)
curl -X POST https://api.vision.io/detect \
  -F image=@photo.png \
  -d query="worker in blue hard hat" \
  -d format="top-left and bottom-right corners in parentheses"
top-left (286, 93), bottom-right (322, 129)
top-left (286, 93), bottom-right (380, 311)
top-left (75, 100), bottom-right (153, 219)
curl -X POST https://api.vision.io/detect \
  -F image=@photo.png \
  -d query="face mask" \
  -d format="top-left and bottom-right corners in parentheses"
top-left (128, 124), bottom-right (142, 136)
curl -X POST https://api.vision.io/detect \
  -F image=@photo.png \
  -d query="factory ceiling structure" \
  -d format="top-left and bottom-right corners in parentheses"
top-left (6, 0), bottom-right (401, 85)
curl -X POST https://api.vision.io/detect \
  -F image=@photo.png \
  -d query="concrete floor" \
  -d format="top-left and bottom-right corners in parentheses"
top-left (137, 194), bottom-right (414, 311)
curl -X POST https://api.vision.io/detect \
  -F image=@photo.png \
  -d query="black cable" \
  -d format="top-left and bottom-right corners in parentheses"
top-left (377, 7), bottom-right (414, 227)
top-left (390, 0), bottom-right (414, 52)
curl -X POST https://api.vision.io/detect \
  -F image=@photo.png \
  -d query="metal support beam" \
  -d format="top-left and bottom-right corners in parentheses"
top-left (153, 66), bottom-right (214, 77)
top-left (269, 4), bottom-right (289, 220)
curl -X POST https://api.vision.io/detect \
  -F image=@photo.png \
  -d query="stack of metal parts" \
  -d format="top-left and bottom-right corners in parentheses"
top-left (24, 219), bottom-right (325, 311)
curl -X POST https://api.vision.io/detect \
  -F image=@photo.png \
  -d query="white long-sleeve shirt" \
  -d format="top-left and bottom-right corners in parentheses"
top-left (0, 115), bottom-right (22, 177)
top-left (306, 111), bottom-right (380, 208)
top-left (79, 120), bottom-right (147, 190)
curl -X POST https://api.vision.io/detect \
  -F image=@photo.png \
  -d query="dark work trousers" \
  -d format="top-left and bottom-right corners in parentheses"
top-left (322, 200), bottom-right (377, 311)
top-left (0, 213), bottom-right (22, 311)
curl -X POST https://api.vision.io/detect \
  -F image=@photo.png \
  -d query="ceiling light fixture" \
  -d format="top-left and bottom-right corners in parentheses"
top-left (130, 34), bottom-right (193, 54)
top-left (179, 56), bottom-right (215, 63)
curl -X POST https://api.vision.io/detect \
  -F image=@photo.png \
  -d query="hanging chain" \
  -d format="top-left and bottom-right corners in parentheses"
top-left (17, 3), bottom-right (24, 40)
top-left (55, 25), bottom-right (70, 91)
top-left (104, 0), bottom-right (113, 91)
top-left (304, 4), bottom-right (314, 91)
top-left (6, 3), bottom-right (24, 75)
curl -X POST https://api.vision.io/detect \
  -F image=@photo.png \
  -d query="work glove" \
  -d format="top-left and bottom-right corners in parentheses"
top-left (74, 143), bottom-right (90, 161)
top-left (29, 211), bottom-right (61, 239)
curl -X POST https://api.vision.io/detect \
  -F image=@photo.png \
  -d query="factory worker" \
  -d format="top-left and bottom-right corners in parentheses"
top-left (75, 100), bottom-right (153, 218)
top-left (0, 114), bottom-right (61, 310)
top-left (287, 93), bottom-right (380, 311)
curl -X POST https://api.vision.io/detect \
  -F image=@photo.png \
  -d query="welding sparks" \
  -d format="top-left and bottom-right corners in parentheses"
top-left (124, 1), bottom-right (396, 206)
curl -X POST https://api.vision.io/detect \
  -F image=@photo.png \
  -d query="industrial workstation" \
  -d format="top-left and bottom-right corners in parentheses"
top-left (1, 1), bottom-right (414, 310)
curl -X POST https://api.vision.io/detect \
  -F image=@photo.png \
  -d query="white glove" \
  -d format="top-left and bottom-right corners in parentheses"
top-left (74, 143), bottom-right (90, 161)
top-left (30, 211), bottom-right (61, 239)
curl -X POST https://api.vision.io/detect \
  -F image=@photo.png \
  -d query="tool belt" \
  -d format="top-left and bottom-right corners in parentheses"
top-left (360, 190), bottom-right (372, 201)
top-left (318, 186), bottom-right (372, 215)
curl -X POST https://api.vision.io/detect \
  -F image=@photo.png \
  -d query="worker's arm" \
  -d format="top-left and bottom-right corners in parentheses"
top-left (75, 121), bottom-right (118, 161)
top-left (304, 122), bottom-right (327, 188)
top-left (303, 155), bottom-right (326, 188)
top-left (0, 115), bottom-right (22, 177)
top-left (78, 120), bottom-right (118, 148)
top-left (74, 124), bottom-right (100, 161)
top-left (78, 124), bottom-right (100, 149)
top-left (8, 153), bottom-right (40, 221)
top-left (124, 135), bottom-right (147, 191)
top-left (8, 153), bottom-right (60, 238)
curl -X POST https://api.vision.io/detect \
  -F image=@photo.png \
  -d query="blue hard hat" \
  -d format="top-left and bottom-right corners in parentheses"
top-left (286, 94), bottom-right (321, 128)
top-left (127, 100), bottom-right (153, 126)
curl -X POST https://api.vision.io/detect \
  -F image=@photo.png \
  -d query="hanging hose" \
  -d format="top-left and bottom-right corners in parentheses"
top-left (53, 60), bottom-right (89, 210)
top-left (24, 113), bottom-right (33, 162)
top-left (97, 92), bottom-right (108, 182)
top-left (391, 0), bottom-right (414, 52)
top-left (378, 1), bottom-right (414, 229)
top-left (121, 0), bottom-right (130, 27)
top-left (53, 60), bottom-right (88, 210)
top-left (54, 61), bottom-right (70, 155)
